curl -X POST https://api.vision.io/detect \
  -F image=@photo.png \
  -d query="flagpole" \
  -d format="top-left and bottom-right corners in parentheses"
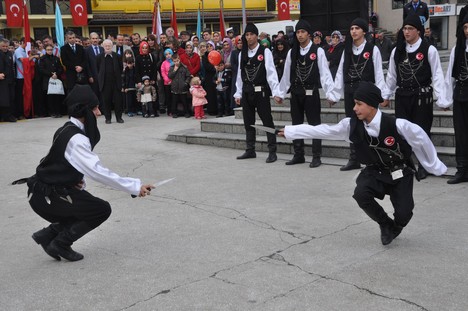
top-left (242, 0), bottom-right (246, 34)
top-left (202, 0), bottom-right (205, 30)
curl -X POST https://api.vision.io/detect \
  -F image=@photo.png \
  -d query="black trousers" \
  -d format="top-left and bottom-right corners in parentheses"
top-left (172, 93), bottom-right (189, 115)
top-left (344, 90), bottom-right (358, 160)
top-left (453, 99), bottom-right (468, 169)
top-left (101, 82), bottom-right (123, 121)
top-left (14, 79), bottom-right (24, 118)
top-left (353, 167), bottom-right (414, 227)
top-left (290, 90), bottom-right (322, 158)
top-left (29, 186), bottom-right (111, 237)
top-left (241, 90), bottom-right (276, 153)
top-left (395, 92), bottom-right (433, 137)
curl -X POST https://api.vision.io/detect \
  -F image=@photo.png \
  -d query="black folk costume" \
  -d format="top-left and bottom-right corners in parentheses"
top-left (279, 19), bottom-right (338, 168)
top-left (14, 85), bottom-right (142, 261)
top-left (283, 82), bottom-right (447, 245)
top-left (333, 18), bottom-right (386, 171)
top-left (444, 16), bottom-right (468, 184)
top-left (234, 23), bottom-right (281, 163)
top-left (383, 15), bottom-right (449, 180)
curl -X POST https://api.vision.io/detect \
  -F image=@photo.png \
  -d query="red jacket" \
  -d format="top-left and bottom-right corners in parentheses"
top-left (180, 52), bottom-right (201, 77)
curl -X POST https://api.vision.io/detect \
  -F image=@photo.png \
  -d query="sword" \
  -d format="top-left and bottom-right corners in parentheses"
top-left (251, 125), bottom-right (279, 135)
top-left (131, 178), bottom-right (176, 198)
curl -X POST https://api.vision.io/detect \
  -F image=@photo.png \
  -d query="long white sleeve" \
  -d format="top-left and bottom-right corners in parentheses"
top-left (317, 47), bottom-right (337, 102)
top-left (264, 48), bottom-right (281, 97)
top-left (444, 46), bottom-right (455, 107)
top-left (396, 119), bottom-right (447, 175)
top-left (284, 118), bottom-right (351, 142)
top-left (372, 46), bottom-right (386, 94)
top-left (278, 50), bottom-right (292, 99)
top-left (428, 45), bottom-right (450, 108)
top-left (382, 48), bottom-right (397, 99)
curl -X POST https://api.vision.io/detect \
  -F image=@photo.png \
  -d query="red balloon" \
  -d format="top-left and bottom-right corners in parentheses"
top-left (208, 51), bottom-right (222, 66)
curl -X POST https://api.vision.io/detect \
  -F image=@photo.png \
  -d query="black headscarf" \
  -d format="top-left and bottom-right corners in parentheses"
top-left (241, 23), bottom-right (259, 68)
top-left (64, 84), bottom-right (101, 150)
top-left (290, 19), bottom-right (312, 71)
top-left (395, 14), bottom-right (425, 64)
top-left (345, 18), bottom-right (369, 54)
top-left (452, 14), bottom-right (468, 79)
top-left (354, 81), bottom-right (383, 108)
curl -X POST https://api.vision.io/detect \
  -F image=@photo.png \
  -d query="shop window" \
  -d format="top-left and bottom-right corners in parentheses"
top-left (34, 28), bottom-right (49, 41)
top-left (104, 27), bottom-right (118, 40)
top-left (89, 27), bottom-right (103, 37)
top-left (392, 0), bottom-right (405, 10)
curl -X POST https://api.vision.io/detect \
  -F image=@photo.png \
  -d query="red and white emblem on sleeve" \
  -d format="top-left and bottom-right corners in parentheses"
top-left (384, 136), bottom-right (395, 146)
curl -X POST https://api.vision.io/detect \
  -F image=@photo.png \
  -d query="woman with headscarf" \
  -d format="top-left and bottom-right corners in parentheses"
top-left (230, 35), bottom-right (243, 110)
top-left (272, 37), bottom-right (290, 80)
top-left (202, 41), bottom-right (218, 115)
top-left (221, 38), bottom-right (233, 69)
top-left (161, 48), bottom-right (174, 116)
top-left (180, 41), bottom-right (201, 77)
top-left (135, 41), bottom-right (157, 85)
top-left (325, 30), bottom-right (345, 79)
top-left (191, 35), bottom-right (200, 54)
top-left (38, 44), bottom-right (65, 117)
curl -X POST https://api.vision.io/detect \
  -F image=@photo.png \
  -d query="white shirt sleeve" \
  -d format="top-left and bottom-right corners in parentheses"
top-left (284, 118), bottom-right (351, 142)
top-left (65, 134), bottom-right (142, 195)
top-left (428, 45), bottom-right (450, 108)
top-left (234, 52), bottom-right (243, 99)
top-left (396, 119), bottom-right (447, 175)
top-left (372, 46), bottom-right (387, 95)
top-left (444, 46), bottom-right (455, 107)
top-left (264, 48), bottom-right (281, 97)
top-left (331, 53), bottom-right (345, 100)
top-left (382, 48), bottom-right (397, 100)
top-left (278, 50), bottom-right (292, 99)
top-left (317, 47), bottom-right (337, 102)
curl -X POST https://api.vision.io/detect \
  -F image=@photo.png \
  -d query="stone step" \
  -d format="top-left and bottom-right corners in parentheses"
top-left (166, 129), bottom-right (456, 167)
top-left (234, 107), bottom-right (454, 128)
top-left (200, 116), bottom-right (456, 148)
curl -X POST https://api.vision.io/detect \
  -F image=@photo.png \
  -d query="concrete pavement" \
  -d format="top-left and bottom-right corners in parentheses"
top-left (1, 115), bottom-right (467, 311)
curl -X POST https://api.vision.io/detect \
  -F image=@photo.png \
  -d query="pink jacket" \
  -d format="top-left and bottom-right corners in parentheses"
top-left (190, 85), bottom-right (207, 107)
top-left (161, 60), bottom-right (172, 85)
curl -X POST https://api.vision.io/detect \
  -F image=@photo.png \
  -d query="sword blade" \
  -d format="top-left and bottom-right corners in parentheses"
top-left (251, 125), bottom-right (277, 134)
top-left (153, 177), bottom-right (176, 188)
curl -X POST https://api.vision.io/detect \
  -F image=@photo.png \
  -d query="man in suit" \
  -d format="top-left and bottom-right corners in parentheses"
top-left (60, 31), bottom-right (87, 91)
top-left (403, 0), bottom-right (429, 25)
top-left (97, 39), bottom-right (124, 124)
top-left (112, 34), bottom-right (130, 58)
top-left (85, 32), bottom-right (104, 99)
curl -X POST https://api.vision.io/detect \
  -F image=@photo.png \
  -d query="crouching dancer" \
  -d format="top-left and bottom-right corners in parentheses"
top-left (278, 82), bottom-right (447, 245)
top-left (14, 85), bottom-right (154, 261)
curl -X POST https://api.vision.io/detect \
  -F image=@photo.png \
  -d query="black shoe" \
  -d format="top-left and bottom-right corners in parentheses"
top-left (185, 113), bottom-right (191, 118)
top-left (216, 114), bottom-right (223, 118)
top-left (393, 224), bottom-right (403, 239)
top-left (285, 155), bottom-right (305, 165)
top-left (32, 229), bottom-right (61, 261)
top-left (379, 222), bottom-right (395, 245)
top-left (417, 166), bottom-right (428, 180)
top-left (340, 160), bottom-right (361, 171)
top-left (447, 171), bottom-right (468, 184)
top-left (237, 151), bottom-right (256, 160)
top-left (105, 119), bottom-right (111, 124)
top-left (172, 114), bottom-right (178, 118)
top-left (7, 116), bottom-right (17, 122)
top-left (160, 108), bottom-right (166, 114)
top-left (117, 118), bottom-right (124, 123)
top-left (310, 158), bottom-right (322, 168)
top-left (46, 240), bottom-right (84, 262)
top-left (265, 152), bottom-right (277, 163)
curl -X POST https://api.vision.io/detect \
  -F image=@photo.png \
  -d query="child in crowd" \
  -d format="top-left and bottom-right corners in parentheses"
top-left (168, 53), bottom-right (191, 118)
top-left (161, 48), bottom-right (174, 116)
top-left (214, 60), bottom-right (232, 117)
top-left (137, 75), bottom-right (157, 117)
top-left (122, 58), bottom-right (137, 117)
top-left (190, 76), bottom-right (207, 119)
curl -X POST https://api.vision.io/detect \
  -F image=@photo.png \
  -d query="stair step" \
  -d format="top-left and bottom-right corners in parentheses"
top-left (166, 129), bottom-right (456, 167)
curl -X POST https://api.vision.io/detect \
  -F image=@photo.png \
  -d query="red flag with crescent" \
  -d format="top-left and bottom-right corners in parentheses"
top-left (21, 58), bottom-right (35, 118)
top-left (5, 0), bottom-right (24, 27)
top-left (277, 0), bottom-right (290, 21)
top-left (171, 0), bottom-right (179, 39)
top-left (70, 0), bottom-right (88, 26)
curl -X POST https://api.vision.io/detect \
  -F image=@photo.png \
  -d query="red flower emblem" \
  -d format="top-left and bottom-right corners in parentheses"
top-left (416, 52), bottom-right (424, 61)
top-left (310, 53), bottom-right (317, 60)
top-left (363, 52), bottom-right (371, 59)
top-left (257, 54), bottom-right (264, 61)
top-left (384, 136), bottom-right (395, 147)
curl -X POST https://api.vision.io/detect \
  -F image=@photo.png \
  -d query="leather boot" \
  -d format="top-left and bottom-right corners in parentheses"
top-left (310, 157), bottom-right (322, 168)
top-left (286, 155), bottom-right (305, 165)
top-left (46, 222), bottom-right (93, 261)
top-left (447, 169), bottom-right (468, 184)
top-left (417, 166), bottom-right (429, 180)
top-left (266, 152), bottom-right (277, 163)
top-left (379, 220), bottom-right (396, 245)
top-left (32, 223), bottom-right (64, 260)
top-left (286, 140), bottom-right (305, 165)
top-left (238, 130), bottom-right (256, 160)
top-left (340, 144), bottom-right (361, 171)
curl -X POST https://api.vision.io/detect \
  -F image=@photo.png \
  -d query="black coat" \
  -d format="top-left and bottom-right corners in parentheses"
top-left (403, 1), bottom-right (429, 22)
top-left (85, 45), bottom-right (104, 79)
top-left (38, 54), bottom-right (64, 91)
top-left (96, 52), bottom-right (123, 92)
top-left (0, 51), bottom-right (9, 108)
top-left (60, 44), bottom-right (86, 73)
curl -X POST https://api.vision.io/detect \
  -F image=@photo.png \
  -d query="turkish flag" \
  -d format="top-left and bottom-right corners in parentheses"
top-left (277, 0), bottom-right (290, 21)
top-left (70, 0), bottom-right (88, 26)
top-left (5, 0), bottom-right (24, 28)
top-left (171, 0), bottom-right (178, 39)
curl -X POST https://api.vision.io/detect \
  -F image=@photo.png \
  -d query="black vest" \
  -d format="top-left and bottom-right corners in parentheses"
top-left (290, 44), bottom-right (320, 88)
top-left (343, 42), bottom-right (375, 88)
top-left (349, 113), bottom-right (413, 168)
top-left (453, 51), bottom-right (468, 101)
top-left (241, 45), bottom-right (268, 86)
top-left (396, 40), bottom-right (431, 91)
top-left (36, 122), bottom-right (85, 186)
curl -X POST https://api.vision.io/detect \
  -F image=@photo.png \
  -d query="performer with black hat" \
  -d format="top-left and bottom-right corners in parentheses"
top-left (277, 82), bottom-right (447, 245)
top-left (444, 14), bottom-right (468, 184)
top-left (278, 19), bottom-right (338, 168)
top-left (20, 84), bottom-right (154, 262)
top-left (234, 23), bottom-right (282, 163)
top-left (333, 18), bottom-right (386, 171)
top-left (382, 14), bottom-right (449, 180)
